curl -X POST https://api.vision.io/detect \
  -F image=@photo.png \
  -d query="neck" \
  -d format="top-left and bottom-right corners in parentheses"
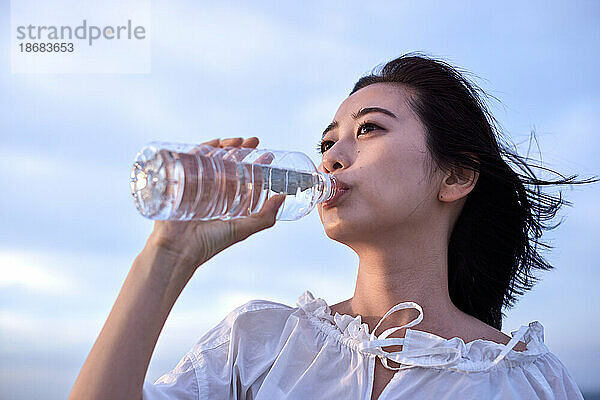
top-left (344, 224), bottom-right (464, 336)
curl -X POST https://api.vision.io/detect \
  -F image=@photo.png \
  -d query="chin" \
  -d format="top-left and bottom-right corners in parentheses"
top-left (320, 210), bottom-right (367, 243)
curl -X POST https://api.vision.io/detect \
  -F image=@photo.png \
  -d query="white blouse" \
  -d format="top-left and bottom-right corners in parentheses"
top-left (142, 290), bottom-right (583, 399)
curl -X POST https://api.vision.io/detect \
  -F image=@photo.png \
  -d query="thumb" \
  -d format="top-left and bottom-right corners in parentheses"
top-left (234, 194), bottom-right (286, 240)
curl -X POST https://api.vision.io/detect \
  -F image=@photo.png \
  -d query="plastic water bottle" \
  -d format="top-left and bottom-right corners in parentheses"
top-left (129, 141), bottom-right (339, 221)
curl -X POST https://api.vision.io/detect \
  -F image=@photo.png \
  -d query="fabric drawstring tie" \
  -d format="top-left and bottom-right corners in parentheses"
top-left (357, 302), bottom-right (528, 372)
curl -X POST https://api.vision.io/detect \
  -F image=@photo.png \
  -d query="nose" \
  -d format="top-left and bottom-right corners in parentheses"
top-left (320, 146), bottom-right (349, 173)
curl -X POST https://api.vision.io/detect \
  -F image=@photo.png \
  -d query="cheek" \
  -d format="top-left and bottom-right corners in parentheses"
top-left (360, 148), bottom-right (432, 210)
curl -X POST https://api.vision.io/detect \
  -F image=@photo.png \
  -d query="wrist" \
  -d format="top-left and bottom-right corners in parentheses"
top-left (145, 233), bottom-right (208, 267)
top-left (137, 243), bottom-right (200, 286)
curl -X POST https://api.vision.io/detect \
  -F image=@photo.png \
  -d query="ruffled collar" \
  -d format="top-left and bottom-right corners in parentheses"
top-left (296, 290), bottom-right (549, 373)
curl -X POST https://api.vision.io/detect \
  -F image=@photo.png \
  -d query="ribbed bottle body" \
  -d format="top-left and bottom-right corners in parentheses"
top-left (130, 142), bottom-right (335, 221)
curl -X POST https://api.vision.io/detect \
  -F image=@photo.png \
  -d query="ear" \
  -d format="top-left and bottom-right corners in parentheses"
top-left (437, 162), bottom-right (479, 203)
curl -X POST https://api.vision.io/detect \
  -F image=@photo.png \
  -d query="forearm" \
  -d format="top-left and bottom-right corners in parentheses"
top-left (69, 245), bottom-right (197, 400)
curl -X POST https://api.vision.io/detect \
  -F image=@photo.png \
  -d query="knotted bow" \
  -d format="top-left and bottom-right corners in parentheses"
top-left (358, 302), bottom-right (461, 370)
top-left (357, 301), bottom-right (531, 372)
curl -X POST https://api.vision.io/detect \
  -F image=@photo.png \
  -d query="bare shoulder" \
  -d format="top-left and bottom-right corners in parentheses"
top-left (329, 299), bottom-right (352, 316)
top-left (460, 316), bottom-right (528, 352)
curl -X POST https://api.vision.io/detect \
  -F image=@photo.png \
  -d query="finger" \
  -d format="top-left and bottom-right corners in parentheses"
top-left (190, 139), bottom-right (220, 155)
top-left (219, 137), bottom-right (244, 148)
top-left (234, 194), bottom-right (286, 240)
top-left (255, 152), bottom-right (274, 165)
top-left (200, 138), bottom-right (220, 147)
top-left (241, 137), bottom-right (259, 148)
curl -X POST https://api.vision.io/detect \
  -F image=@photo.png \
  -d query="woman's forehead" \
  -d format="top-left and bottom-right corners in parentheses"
top-left (334, 83), bottom-right (412, 122)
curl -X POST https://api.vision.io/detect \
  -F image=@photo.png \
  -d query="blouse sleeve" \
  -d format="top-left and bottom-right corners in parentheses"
top-left (531, 352), bottom-right (584, 400)
top-left (142, 300), bottom-right (293, 400)
top-left (141, 342), bottom-right (233, 400)
top-left (142, 352), bottom-right (200, 400)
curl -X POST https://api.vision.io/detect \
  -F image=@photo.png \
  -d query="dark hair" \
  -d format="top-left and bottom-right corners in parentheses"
top-left (351, 52), bottom-right (599, 329)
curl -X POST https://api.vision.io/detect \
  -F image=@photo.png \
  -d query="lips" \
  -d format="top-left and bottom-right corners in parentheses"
top-left (334, 178), bottom-right (351, 191)
top-left (322, 177), bottom-right (351, 208)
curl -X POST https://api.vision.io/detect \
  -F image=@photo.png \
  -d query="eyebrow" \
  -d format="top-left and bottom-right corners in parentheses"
top-left (321, 107), bottom-right (398, 139)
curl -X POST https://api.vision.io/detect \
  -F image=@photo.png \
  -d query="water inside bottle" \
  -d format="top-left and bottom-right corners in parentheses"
top-left (131, 147), bottom-right (323, 221)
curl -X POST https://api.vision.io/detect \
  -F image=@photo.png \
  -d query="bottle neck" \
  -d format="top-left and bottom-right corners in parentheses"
top-left (315, 173), bottom-right (337, 204)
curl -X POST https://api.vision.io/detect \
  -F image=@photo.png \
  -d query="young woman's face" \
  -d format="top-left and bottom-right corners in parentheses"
top-left (317, 83), bottom-right (443, 244)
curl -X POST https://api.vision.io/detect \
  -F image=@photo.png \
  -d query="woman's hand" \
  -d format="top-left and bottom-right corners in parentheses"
top-left (145, 137), bottom-right (286, 271)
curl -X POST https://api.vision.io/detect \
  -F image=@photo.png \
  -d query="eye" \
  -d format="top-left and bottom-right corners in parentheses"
top-left (357, 122), bottom-right (380, 136)
top-left (316, 122), bottom-right (382, 155)
top-left (316, 139), bottom-right (334, 154)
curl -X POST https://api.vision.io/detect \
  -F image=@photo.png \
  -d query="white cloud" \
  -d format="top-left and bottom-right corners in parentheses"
top-left (0, 146), bottom-right (126, 215)
top-left (152, 3), bottom-right (363, 79)
top-left (0, 249), bottom-right (80, 295)
top-left (0, 309), bottom-right (105, 352)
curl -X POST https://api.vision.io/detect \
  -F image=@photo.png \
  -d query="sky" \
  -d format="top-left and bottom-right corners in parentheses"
top-left (1, 1), bottom-right (599, 398)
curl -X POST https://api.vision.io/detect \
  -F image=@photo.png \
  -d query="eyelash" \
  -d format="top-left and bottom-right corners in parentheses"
top-left (316, 122), bottom-right (381, 154)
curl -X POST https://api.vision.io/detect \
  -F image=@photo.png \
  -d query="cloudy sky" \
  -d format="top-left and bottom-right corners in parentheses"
top-left (1, 1), bottom-right (599, 398)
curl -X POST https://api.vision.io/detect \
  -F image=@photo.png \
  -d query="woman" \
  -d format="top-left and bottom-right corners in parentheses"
top-left (70, 53), bottom-right (593, 399)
